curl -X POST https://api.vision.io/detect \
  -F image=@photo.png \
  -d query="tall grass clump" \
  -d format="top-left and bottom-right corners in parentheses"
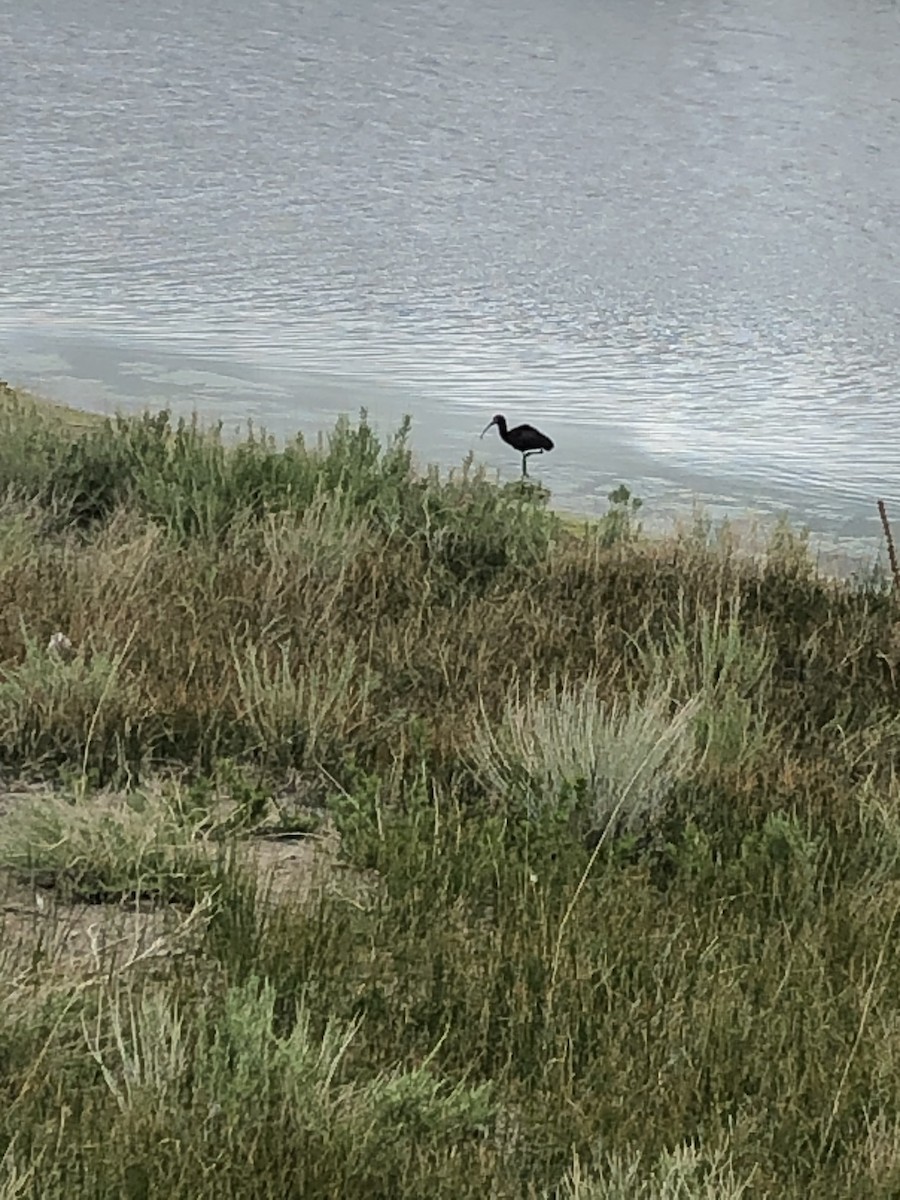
top-left (83, 974), bottom-right (494, 1148)
top-left (0, 404), bottom-right (557, 564)
top-left (633, 590), bottom-right (776, 774)
top-left (0, 407), bottom-right (560, 779)
top-left (554, 1143), bottom-right (757, 1199)
top-left (471, 677), bottom-right (698, 838)
top-left (231, 639), bottom-right (373, 766)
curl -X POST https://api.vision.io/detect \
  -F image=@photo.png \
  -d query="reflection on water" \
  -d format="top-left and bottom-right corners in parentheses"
top-left (2, 0), bottom-right (900, 549)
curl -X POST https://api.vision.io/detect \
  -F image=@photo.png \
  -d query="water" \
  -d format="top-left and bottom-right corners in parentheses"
top-left (2, 0), bottom-right (900, 554)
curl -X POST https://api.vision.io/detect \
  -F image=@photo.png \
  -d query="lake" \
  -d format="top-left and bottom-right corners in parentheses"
top-left (2, 0), bottom-right (900, 554)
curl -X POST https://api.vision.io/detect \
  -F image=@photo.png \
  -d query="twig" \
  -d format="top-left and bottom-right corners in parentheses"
top-left (877, 500), bottom-right (900, 591)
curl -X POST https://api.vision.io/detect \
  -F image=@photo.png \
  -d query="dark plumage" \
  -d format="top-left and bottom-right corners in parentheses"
top-left (480, 413), bottom-right (554, 477)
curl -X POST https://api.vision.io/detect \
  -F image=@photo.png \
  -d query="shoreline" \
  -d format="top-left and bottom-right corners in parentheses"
top-left (0, 378), bottom-right (887, 583)
top-left (0, 377), bottom-right (105, 433)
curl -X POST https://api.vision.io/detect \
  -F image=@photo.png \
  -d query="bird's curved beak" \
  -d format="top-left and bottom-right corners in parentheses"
top-left (480, 421), bottom-right (494, 439)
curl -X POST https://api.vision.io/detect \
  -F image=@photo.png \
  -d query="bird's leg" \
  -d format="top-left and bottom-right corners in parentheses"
top-left (522, 449), bottom-right (543, 476)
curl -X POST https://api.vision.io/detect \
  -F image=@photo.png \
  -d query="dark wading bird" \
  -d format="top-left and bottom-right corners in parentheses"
top-left (481, 413), bottom-right (554, 477)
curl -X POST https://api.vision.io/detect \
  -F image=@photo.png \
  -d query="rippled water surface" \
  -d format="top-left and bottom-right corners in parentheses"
top-left (3, 0), bottom-right (900, 546)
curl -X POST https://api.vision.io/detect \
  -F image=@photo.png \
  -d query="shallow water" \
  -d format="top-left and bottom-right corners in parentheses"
top-left (2, 0), bottom-right (900, 556)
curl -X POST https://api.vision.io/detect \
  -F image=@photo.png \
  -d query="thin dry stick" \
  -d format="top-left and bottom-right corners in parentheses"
top-left (877, 500), bottom-right (900, 591)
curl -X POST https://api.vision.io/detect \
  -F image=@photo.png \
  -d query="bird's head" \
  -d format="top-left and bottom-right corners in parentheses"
top-left (480, 413), bottom-right (504, 438)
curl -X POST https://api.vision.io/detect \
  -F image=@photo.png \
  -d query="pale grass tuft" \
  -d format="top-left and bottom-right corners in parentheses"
top-left (69, 509), bottom-right (164, 626)
top-left (0, 499), bottom-right (41, 586)
top-left (254, 492), bottom-right (375, 578)
top-left (81, 973), bottom-right (494, 1155)
top-left (243, 498), bottom-right (380, 640)
top-left (857, 769), bottom-right (900, 883)
top-left (82, 984), bottom-right (193, 1116)
top-left (0, 1138), bottom-right (36, 1200)
top-left (232, 639), bottom-right (373, 762)
top-left (187, 975), bottom-right (359, 1123)
top-left (860, 1112), bottom-right (900, 1192)
top-left (555, 1142), bottom-right (756, 1199)
top-left (472, 677), bottom-right (697, 832)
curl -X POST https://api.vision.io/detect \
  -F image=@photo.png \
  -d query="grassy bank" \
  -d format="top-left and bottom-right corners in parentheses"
top-left (1, 396), bottom-right (900, 1197)
top-left (0, 378), bottom-right (105, 433)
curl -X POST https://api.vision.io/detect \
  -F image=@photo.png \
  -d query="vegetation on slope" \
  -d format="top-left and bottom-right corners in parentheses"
top-left (0, 396), bottom-right (898, 1198)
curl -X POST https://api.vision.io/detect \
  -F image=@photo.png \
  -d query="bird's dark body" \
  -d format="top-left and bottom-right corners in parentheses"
top-left (481, 413), bottom-right (554, 476)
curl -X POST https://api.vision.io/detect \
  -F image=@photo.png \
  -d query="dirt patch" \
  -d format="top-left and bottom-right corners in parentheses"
top-left (246, 823), bottom-right (372, 906)
top-left (0, 798), bottom-right (371, 987)
top-left (1, 872), bottom-right (198, 985)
